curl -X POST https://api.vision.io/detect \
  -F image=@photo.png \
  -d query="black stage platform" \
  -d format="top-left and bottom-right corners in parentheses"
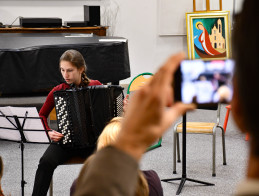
top-left (0, 33), bottom-right (130, 96)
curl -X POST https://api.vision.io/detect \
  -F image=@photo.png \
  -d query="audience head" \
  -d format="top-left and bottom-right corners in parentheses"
top-left (97, 117), bottom-right (149, 196)
top-left (216, 85), bottom-right (232, 102)
top-left (59, 49), bottom-right (90, 86)
top-left (97, 117), bottom-right (123, 150)
top-left (232, 0), bottom-right (259, 156)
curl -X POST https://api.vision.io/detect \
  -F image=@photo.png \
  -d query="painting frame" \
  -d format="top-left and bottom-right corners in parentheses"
top-left (186, 11), bottom-right (231, 60)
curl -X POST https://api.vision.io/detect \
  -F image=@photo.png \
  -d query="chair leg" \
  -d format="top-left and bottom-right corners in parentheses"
top-left (223, 106), bottom-right (231, 133)
top-left (221, 127), bottom-right (227, 165)
top-left (212, 131), bottom-right (216, 177)
top-left (49, 178), bottom-right (53, 196)
top-left (176, 133), bottom-right (181, 163)
top-left (173, 132), bottom-right (177, 174)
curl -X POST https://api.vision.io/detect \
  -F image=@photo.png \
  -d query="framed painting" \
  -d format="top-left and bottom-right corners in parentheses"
top-left (186, 11), bottom-right (231, 60)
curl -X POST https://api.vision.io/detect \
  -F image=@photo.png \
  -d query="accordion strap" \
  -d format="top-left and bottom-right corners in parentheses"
top-left (72, 90), bottom-right (83, 132)
top-left (87, 89), bottom-right (95, 130)
top-left (107, 87), bottom-right (113, 118)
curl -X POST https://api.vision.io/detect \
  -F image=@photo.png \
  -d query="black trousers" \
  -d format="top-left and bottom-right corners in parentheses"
top-left (32, 143), bottom-right (95, 196)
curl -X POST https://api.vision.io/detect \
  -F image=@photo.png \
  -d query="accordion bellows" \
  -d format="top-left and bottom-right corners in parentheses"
top-left (54, 85), bottom-right (124, 148)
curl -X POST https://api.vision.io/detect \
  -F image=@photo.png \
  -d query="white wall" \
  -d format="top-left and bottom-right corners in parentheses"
top-left (0, 0), bottom-right (244, 84)
top-left (0, 1), bottom-right (100, 24)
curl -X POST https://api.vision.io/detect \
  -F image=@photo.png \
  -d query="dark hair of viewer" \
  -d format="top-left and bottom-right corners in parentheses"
top-left (233, 0), bottom-right (259, 156)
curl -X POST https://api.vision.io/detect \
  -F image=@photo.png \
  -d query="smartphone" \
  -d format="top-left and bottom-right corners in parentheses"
top-left (174, 59), bottom-right (235, 105)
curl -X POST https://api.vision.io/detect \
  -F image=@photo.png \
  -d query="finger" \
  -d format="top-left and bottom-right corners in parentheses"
top-left (146, 53), bottom-right (185, 107)
top-left (165, 52), bottom-right (186, 72)
top-left (48, 131), bottom-right (54, 137)
top-left (56, 132), bottom-right (63, 136)
top-left (52, 131), bottom-right (63, 136)
top-left (55, 134), bottom-right (63, 138)
top-left (124, 95), bottom-right (129, 103)
top-left (52, 135), bottom-right (63, 141)
top-left (150, 52), bottom-right (185, 89)
top-left (164, 103), bottom-right (196, 128)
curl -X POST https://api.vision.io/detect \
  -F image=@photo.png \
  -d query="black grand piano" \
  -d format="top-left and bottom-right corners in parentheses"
top-left (0, 33), bottom-right (130, 96)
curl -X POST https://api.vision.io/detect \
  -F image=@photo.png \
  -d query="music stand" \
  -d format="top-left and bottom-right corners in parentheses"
top-left (161, 114), bottom-right (214, 195)
top-left (0, 106), bottom-right (50, 196)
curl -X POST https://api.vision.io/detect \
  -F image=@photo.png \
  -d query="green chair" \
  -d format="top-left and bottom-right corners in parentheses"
top-left (127, 72), bottom-right (162, 151)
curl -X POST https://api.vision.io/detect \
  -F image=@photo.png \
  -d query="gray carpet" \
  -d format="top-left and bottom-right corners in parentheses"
top-left (0, 95), bottom-right (248, 196)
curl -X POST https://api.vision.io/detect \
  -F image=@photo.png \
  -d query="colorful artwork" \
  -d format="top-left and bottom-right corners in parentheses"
top-left (186, 11), bottom-right (231, 60)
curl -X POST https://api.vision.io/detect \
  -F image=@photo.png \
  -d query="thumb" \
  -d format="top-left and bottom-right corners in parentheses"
top-left (163, 103), bottom-right (196, 130)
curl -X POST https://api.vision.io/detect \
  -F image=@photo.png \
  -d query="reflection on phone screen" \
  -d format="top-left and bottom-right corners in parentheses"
top-left (181, 59), bottom-right (234, 104)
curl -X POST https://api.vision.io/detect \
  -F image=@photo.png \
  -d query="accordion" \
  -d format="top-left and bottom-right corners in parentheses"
top-left (53, 85), bottom-right (124, 148)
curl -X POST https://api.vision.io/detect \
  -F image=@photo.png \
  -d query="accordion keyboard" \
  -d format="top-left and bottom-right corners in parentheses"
top-left (55, 96), bottom-right (73, 145)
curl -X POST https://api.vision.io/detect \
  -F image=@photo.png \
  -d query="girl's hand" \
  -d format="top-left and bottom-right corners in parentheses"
top-left (123, 94), bottom-right (130, 114)
top-left (48, 130), bottom-right (64, 142)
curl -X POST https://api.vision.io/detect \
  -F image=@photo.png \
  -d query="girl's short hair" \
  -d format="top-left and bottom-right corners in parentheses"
top-left (96, 117), bottom-right (149, 196)
top-left (97, 117), bottom-right (124, 150)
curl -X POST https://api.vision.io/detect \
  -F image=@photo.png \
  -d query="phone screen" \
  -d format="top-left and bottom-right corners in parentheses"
top-left (178, 59), bottom-right (234, 104)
